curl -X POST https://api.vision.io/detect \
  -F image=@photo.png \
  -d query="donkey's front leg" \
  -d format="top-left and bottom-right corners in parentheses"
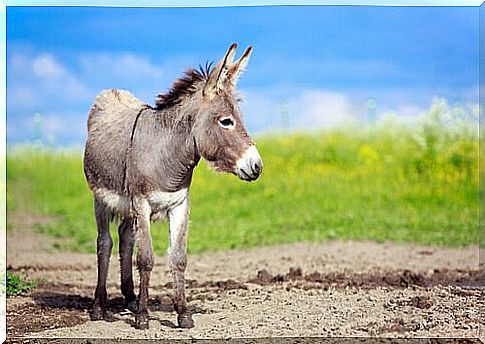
top-left (168, 196), bottom-right (194, 328)
top-left (133, 198), bottom-right (154, 330)
top-left (90, 198), bottom-right (113, 320)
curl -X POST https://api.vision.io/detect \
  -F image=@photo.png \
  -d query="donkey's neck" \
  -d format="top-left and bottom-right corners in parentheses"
top-left (157, 94), bottom-right (198, 130)
top-left (154, 98), bottom-right (201, 191)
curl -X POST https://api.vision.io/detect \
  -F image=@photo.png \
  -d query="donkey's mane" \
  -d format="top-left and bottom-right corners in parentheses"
top-left (155, 62), bottom-right (214, 110)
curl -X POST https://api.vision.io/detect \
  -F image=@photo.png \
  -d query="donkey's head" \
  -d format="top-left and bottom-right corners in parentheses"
top-left (193, 43), bottom-right (263, 182)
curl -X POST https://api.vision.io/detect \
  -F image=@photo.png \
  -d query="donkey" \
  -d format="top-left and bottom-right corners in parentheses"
top-left (83, 43), bottom-right (263, 329)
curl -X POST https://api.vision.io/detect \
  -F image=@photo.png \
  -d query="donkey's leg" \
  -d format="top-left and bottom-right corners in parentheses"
top-left (118, 217), bottom-right (137, 313)
top-left (168, 196), bottom-right (194, 328)
top-left (133, 197), bottom-right (154, 330)
top-left (90, 198), bottom-right (113, 321)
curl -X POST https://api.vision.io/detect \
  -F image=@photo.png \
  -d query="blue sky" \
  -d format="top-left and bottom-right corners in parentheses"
top-left (7, 5), bottom-right (478, 145)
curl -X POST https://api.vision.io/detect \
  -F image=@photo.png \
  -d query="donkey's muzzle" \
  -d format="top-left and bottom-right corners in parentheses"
top-left (235, 145), bottom-right (263, 182)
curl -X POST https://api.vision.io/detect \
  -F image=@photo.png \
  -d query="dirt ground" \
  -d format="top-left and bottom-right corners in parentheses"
top-left (6, 217), bottom-right (484, 340)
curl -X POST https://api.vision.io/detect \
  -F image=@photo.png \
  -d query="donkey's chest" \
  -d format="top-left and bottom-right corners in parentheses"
top-left (93, 187), bottom-right (188, 220)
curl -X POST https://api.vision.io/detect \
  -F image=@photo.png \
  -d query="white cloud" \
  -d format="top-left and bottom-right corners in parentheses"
top-left (32, 54), bottom-right (68, 79)
top-left (240, 86), bottom-right (363, 133)
top-left (77, 52), bottom-right (175, 104)
top-left (8, 84), bottom-right (39, 109)
top-left (8, 52), bottom-right (93, 110)
top-left (42, 112), bottom-right (87, 144)
top-left (8, 111), bottom-right (87, 145)
top-left (378, 103), bottom-right (427, 124)
top-left (288, 90), bottom-right (361, 129)
top-left (79, 52), bottom-right (164, 81)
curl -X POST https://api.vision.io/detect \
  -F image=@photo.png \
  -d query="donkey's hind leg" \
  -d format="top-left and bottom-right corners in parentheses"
top-left (90, 198), bottom-right (113, 321)
top-left (118, 217), bottom-right (138, 313)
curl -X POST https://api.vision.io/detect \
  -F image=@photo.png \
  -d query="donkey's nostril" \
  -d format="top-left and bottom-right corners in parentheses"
top-left (252, 161), bottom-right (262, 174)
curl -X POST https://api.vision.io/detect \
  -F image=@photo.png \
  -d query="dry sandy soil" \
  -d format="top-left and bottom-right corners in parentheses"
top-left (6, 216), bottom-right (484, 341)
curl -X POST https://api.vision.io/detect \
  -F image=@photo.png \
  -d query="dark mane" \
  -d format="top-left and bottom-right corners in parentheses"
top-left (155, 62), bottom-right (213, 110)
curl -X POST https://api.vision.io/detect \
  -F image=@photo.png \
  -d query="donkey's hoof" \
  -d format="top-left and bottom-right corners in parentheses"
top-left (89, 306), bottom-right (105, 321)
top-left (125, 300), bottom-right (139, 314)
top-left (177, 313), bottom-right (194, 328)
top-left (135, 312), bottom-right (149, 330)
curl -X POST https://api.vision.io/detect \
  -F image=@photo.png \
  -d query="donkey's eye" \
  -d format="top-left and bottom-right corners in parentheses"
top-left (219, 117), bottom-right (235, 128)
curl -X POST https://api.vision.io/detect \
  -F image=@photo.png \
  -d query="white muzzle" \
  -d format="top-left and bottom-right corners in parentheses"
top-left (235, 145), bottom-right (263, 182)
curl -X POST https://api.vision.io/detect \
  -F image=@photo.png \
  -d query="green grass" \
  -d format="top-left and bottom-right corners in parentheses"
top-left (7, 103), bottom-right (479, 254)
top-left (5, 271), bottom-right (37, 297)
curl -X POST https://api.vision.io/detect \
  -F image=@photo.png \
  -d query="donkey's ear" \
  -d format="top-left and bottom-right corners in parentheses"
top-left (227, 46), bottom-right (253, 88)
top-left (203, 43), bottom-right (237, 97)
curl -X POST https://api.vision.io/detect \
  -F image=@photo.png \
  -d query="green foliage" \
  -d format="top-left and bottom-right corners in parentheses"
top-left (6, 271), bottom-right (36, 297)
top-left (6, 99), bottom-right (478, 254)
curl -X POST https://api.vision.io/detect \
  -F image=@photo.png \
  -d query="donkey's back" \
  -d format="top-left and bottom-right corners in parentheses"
top-left (84, 89), bottom-right (149, 194)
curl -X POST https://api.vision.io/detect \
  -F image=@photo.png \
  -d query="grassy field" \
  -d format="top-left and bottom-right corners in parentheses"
top-left (7, 101), bottom-right (479, 254)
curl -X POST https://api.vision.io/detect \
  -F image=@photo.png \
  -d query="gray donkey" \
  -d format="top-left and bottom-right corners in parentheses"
top-left (83, 44), bottom-right (262, 329)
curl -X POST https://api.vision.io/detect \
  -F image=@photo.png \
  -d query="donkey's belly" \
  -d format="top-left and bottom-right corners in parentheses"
top-left (93, 187), bottom-right (188, 220)
top-left (146, 188), bottom-right (188, 221)
top-left (93, 188), bottom-right (131, 216)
